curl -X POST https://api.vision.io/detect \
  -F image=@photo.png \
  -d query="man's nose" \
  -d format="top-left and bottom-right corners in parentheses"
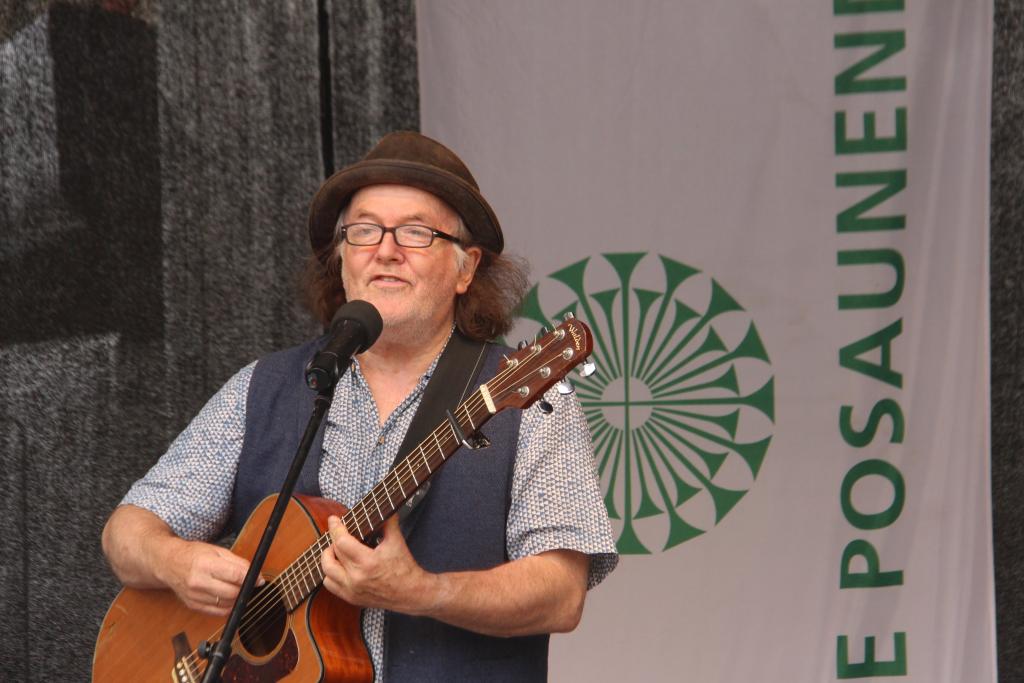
top-left (374, 231), bottom-right (403, 259)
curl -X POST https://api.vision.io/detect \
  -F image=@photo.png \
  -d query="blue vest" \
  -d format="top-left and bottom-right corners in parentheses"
top-left (229, 339), bottom-right (549, 681)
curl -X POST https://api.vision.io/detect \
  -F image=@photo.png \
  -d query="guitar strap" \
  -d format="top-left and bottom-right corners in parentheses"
top-left (392, 329), bottom-right (490, 524)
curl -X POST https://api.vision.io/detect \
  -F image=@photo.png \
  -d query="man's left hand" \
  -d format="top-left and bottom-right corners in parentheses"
top-left (322, 511), bottom-right (589, 637)
top-left (322, 513), bottom-right (436, 614)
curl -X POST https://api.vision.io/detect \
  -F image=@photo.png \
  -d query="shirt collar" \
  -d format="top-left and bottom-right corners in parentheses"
top-left (329, 324), bottom-right (458, 424)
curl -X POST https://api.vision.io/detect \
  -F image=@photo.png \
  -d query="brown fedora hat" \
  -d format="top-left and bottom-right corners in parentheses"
top-left (308, 131), bottom-right (503, 257)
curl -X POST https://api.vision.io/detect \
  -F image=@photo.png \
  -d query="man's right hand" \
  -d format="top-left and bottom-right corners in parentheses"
top-left (160, 540), bottom-right (260, 616)
top-left (101, 504), bottom-right (260, 616)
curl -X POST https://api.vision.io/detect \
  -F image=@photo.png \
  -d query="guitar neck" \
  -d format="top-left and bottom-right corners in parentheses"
top-left (271, 386), bottom-right (496, 611)
top-left (265, 317), bottom-right (592, 614)
top-left (347, 384), bottom-right (496, 539)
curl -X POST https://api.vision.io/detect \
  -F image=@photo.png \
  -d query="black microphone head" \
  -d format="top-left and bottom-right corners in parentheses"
top-left (330, 300), bottom-right (383, 352)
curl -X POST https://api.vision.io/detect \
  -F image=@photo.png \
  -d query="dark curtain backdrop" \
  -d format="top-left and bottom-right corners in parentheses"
top-left (0, 1), bottom-right (1021, 681)
top-left (990, 1), bottom-right (1024, 681)
top-left (0, 1), bottom-right (417, 680)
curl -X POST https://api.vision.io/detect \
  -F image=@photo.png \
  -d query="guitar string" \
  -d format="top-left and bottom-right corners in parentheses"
top-left (178, 409), bottom-right (480, 674)
top-left (184, 358), bottom-right (577, 674)
top-left (350, 326), bottom-right (572, 530)
top-left (275, 390), bottom-right (491, 594)
top-left (178, 389), bottom-right (501, 673)
top-left (217, 331), bottom-right (583, 663)
top-left (179, 333), bottom-right (581, 673)
top-left (180, 335), bottom-right (573, 674)
top-left (177, 376), bottom-right (506, 671)
top-left (179, 383), bottom-right (507, 671)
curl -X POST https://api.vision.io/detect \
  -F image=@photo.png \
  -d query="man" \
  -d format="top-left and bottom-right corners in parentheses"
top-left (102, 131), bottom-right (616, 681)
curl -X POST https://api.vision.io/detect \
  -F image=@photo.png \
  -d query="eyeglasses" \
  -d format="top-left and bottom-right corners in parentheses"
top-left (338, 223), bottom-right (462, 248)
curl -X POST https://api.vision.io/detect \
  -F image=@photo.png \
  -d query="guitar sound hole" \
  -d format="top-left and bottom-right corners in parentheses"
top-left (238, 582), bottom-right (288, 657)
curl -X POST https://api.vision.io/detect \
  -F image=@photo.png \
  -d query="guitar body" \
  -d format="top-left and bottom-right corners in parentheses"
top-left (92, 494), bottom-right (373, 683)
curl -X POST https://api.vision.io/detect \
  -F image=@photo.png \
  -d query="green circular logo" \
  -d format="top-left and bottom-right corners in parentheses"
top-left (518, 253), bottom-right (774, 554)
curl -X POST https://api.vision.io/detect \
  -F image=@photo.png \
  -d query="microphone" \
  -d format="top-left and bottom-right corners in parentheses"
top-left (304, 300), bottom-right (383, 391)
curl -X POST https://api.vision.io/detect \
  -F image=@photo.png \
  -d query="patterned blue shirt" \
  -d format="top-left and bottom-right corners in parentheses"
top-left (123, 345), bottom-right (617, 679)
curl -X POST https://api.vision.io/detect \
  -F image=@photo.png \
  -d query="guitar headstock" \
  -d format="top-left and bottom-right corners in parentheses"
top-left (485, 316), bottom-right (594, 412)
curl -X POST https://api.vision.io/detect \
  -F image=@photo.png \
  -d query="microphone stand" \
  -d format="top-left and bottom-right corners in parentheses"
top-left (201, 351), bottom-right (347, 683)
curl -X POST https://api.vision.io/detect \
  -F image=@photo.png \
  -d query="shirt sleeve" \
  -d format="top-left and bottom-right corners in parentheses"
top-left (120, 362), bottom-right (256, 541)
top-left (506, 386), bottom-right (619, 588)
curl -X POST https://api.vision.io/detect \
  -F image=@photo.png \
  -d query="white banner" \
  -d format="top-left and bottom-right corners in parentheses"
top-left (418, 1), bottom-right (994, 680)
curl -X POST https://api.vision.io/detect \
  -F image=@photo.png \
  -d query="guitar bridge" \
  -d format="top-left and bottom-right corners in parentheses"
top-left (171, 632), bottom-right (200, 682)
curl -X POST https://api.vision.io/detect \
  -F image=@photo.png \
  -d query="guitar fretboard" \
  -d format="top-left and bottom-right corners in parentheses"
top-left (267, 387), bottom-right (495, 611)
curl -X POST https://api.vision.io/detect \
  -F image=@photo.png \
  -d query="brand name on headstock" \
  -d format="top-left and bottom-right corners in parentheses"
top-left (567, 323), bottom-right (583, 351)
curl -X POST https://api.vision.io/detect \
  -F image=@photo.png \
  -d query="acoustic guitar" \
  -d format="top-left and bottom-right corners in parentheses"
top-left (92, 318), bottom-right (593, 682)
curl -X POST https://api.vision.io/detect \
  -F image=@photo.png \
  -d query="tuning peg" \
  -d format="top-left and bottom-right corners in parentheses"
top-left (517, 340), bottom-right (528, 350)
top-left (537, 399), bottom-right (554, 414)
top-left (579, 358), bottom-right (596, 378)
top-left (556, 380), bottom-right (575, 395)
top-left (563, 311), bottom-right (575, 320)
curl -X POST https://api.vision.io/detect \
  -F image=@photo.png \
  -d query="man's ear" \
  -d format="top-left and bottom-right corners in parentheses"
top-left (455, 247), bottom-right (483, 295)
